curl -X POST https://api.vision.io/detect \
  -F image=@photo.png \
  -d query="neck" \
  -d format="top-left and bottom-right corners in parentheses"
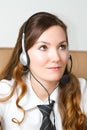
top-left (30, 72), bottom-right (58, 101)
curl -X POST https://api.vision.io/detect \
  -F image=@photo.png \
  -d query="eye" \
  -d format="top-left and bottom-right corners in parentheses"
top-left (39, 45), bottom-right (48, 51)
top-left (59, 44), bottom-right (68, 50)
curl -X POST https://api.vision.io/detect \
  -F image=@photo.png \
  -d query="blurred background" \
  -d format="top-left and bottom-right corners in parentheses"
top-left (0, 0), bottom-right (87, 50)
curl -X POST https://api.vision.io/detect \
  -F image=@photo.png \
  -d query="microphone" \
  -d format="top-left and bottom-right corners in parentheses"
top-left (60, 74), bottom-right (70, 84)
top-left (60, 54), bottom-right (72, 84)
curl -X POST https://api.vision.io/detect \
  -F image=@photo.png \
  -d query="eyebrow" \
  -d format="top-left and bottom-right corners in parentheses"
top-left (37, 40), bottom-right (67, 45)
top-left (37, 41), bottom-right (50, 45)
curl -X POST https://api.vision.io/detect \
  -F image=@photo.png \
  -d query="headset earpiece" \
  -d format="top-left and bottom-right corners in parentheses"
top-left (19, 31), bottom-right (30, 66)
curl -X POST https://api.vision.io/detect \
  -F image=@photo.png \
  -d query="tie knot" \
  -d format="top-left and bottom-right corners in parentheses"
top-left (37, 100), bottom-right (55, 116)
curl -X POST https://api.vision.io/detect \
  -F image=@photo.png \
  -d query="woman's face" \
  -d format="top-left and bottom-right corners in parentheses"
top-left (28, 25), bottom-right (69, 83)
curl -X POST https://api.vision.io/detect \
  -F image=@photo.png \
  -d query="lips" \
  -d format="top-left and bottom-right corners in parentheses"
top-left (47, 66), bottom-right (62, 70)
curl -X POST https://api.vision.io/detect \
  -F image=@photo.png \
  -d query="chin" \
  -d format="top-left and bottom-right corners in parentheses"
top-left (46, 76), bottom-right (62, 82)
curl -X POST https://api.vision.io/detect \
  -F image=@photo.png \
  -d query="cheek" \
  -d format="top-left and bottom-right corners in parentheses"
top-left (61, 53), bottom-right (68, 65)
top-left (28, 50), bottom-right (47, 65)
top-left (29, 54), bottom-right (46, 67)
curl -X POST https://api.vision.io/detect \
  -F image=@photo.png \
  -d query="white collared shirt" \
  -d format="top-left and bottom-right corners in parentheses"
top-left (0, 73), bottom-right (87, 130)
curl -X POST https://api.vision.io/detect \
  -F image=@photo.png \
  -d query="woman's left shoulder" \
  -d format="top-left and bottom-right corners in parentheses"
top-left (78, 78), bottom-right (87, 93)
top-left (78, 78), bottom-right (87, 113)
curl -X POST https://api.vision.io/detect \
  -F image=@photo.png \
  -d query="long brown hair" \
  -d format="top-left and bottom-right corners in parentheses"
top-left (0, 12), bottom-right (87, 129)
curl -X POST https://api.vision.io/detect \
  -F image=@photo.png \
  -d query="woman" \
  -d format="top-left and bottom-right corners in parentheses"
top-left (0, 11), bottom-right (87, 130)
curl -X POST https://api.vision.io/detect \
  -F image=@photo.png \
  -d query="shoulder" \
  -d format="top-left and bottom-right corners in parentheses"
top-left (78, 78), bottom-right (87, 114)
top-left (78, 78), bottom-right (87, 94)
top-left (0, 79), bottom-right (14, 96)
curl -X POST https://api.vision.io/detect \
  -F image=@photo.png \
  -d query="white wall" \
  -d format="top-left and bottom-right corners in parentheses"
top-left (0, 0), bottom-right (87, 50)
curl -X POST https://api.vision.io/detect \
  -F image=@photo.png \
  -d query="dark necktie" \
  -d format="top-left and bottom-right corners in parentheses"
top-left (37, 100), bottom-right (56, 130)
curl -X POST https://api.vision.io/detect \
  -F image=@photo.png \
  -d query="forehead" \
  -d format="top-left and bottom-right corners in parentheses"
top-left (37, 25), bottom-right (66, 43)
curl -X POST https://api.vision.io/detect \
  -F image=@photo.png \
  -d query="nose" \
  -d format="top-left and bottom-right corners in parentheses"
top-left (49, 49), bottom-right (61, 62)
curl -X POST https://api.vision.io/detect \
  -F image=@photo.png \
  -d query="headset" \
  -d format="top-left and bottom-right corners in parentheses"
top-left (19, 21), bottom-right (30, 66)
top-left (19, 21), bottom-right (72, 70)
